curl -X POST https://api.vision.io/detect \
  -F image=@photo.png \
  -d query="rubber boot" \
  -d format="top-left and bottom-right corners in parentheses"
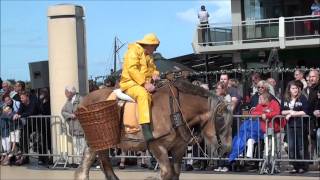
top-left (141, 123), bottom-right (154, 143)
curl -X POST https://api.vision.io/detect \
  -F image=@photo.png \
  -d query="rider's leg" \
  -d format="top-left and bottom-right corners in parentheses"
top-left (125, 86), bottom-right (153, 142)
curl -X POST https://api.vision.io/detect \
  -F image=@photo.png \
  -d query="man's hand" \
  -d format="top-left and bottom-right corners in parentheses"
top-left (144, 82), bottom-right (155, 93)
top-left (152, 74), bottom-right (160, 81)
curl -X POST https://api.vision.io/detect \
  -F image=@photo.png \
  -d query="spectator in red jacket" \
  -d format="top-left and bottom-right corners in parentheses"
top-left (245, 93), bottom-right (281, 161)
top-left (227, 93), bottom-right (281, 172)
top-left (251, 93), bottom-right (281, 134)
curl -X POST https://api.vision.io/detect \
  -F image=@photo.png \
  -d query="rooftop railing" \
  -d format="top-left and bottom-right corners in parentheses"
top-left (193, 15), bottom-right (320, 51)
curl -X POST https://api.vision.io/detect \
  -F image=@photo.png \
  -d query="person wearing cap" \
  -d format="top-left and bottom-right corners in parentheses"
top-left (119, 33), bottom-right (160, 143)
top-left (61, 86), bottom-right (85, 166)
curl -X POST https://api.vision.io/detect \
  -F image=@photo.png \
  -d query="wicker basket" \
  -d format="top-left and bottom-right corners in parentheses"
top-left (75, 100), bottom-right (120, 151)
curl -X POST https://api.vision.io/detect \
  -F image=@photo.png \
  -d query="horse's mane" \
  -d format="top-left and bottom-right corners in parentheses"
top-left (172, 79), bottom-right (211, 98)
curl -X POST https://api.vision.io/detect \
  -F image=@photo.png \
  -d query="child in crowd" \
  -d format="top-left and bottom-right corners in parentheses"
top-left (0, 105), bottom-right (14, 165)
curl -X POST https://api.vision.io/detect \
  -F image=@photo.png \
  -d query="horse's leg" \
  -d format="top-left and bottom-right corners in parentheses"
top-left (74, 147), bottom-right (96, 180)
top-left (140, 151), bottom-right (147, 168)
top-left (171, 142), bottom-right (188, 180)
top-left (119, 151), bottom-right (126, 169)
top-left (97, 150), bottom-right (119, 180)
top-left (150, 145), bottom-right (173, 180)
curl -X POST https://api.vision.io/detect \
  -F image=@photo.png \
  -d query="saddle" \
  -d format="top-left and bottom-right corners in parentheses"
top-left (106, 89), bottom-right (140, 134)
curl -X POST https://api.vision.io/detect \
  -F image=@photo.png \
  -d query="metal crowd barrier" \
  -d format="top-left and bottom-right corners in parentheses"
top-left (266, 115), bottom-right (320, 174)
top-left (1, 114), bottom-right (319, 174)
top-left (0, 115), bottom-right (66, 167)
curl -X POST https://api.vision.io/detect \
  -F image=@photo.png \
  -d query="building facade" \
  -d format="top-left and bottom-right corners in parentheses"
top-left (192, 0), bottom-right (320, 69)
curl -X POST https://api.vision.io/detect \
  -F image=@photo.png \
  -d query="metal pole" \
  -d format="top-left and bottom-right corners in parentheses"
top-left (114, 37), bottom-right (117, 72)
top-left (204, 54), bottom-right (210, 86)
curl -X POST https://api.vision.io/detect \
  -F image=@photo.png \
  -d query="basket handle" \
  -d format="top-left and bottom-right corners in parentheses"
top-left (78, 105), bottom-right (88, 111)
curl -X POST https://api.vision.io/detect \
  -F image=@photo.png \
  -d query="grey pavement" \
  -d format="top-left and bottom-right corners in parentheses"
top-left (0, 165), bottom-right (319, 180)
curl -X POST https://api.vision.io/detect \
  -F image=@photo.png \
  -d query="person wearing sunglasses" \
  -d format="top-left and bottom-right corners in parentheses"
top-left (249, 80), bottom-right (279, 110)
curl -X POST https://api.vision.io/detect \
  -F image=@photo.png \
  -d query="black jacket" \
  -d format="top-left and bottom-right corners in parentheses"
top-left (308, 83), bottom-right (320, 114)
top-left (17, 99), bottom-right (39, 118)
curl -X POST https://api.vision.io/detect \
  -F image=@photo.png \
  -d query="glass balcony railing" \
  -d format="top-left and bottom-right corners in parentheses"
top-left (241, 18), bottom-right (279, 42)
top-left (284, 15), bottom-right (320, 39)
top-left (197, 24), bottom-right (233, 46)
top-left (194, 15), bottom-right (320, 48)
top-left (209, 27), bottom-right (233, 45)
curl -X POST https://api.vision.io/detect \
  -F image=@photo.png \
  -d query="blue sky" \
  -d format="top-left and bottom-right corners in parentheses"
top-left (1, 0), bottom-right (231, 81)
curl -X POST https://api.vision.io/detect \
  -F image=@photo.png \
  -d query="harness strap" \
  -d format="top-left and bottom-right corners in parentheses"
top-left (168, 83), bottom-right (208, 145)
top-left (168, 84), bottom-right (191, 143)
top-left (169, 90), bottom-right (184, 128)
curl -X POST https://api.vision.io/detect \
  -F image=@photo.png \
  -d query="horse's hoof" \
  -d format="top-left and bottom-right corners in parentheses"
top-left (74, 168), bottom-right (89, 180)
top-left (119, 164), bottom-right (125, 169)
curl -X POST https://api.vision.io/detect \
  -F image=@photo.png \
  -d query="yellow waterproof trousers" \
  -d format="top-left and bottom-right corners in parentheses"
top-left (124, 85), bottom-right (151, 124)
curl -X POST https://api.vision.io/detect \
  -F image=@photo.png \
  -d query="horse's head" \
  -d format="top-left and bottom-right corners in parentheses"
top-left (202, 95), bottom-right (233, 157)
top-left (168, 79), bottom-right (232, 156)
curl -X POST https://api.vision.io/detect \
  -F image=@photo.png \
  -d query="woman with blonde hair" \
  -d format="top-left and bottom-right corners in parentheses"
top-left (249, 80), bottom-right (279, 109)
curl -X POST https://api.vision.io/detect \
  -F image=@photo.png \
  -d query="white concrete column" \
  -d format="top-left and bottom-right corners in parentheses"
top-left (47, 4), bottom-right (88, 160)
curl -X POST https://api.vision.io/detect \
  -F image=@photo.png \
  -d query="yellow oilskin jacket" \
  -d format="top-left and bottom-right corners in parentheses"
top-left (119, 43), bottom-right (159, 91)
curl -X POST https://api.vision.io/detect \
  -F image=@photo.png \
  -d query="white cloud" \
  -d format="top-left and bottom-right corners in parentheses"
top-left (208, 1), bottom-right (231, 24)
top-left (176, 0), bottom-right (231, 25)
top-left (176, 8), bottom-right (198, 24)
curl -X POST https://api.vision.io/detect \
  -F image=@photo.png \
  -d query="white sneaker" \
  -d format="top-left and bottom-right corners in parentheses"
top-left (220, 167), bottom-right (229, 172)
top-left (214, 167), bottom-right (222, 172)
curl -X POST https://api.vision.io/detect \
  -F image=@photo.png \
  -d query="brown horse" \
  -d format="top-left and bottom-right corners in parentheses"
top-left (74, 79), bottom-right (232, 180)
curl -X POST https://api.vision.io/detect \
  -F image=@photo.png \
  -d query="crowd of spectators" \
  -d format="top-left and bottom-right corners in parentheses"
top-left (1, 68), bottom-right (319, 173)
top-left (0, 80), bottom-right (51, 166)
top-left (187, 69), bottom-right (319, 173)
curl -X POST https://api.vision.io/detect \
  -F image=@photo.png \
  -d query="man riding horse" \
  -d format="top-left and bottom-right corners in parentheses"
top-left (119, 33), bottom-right (160, 143)
top-left (74, 33), bottom-right (233, 180)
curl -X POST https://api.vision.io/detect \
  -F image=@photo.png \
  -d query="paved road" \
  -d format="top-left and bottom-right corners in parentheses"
top-left (1, 166), bottom-right (319, 180)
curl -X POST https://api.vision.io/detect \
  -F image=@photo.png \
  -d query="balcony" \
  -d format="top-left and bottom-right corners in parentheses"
top-left (192, 15), bottom-right (320, 54)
